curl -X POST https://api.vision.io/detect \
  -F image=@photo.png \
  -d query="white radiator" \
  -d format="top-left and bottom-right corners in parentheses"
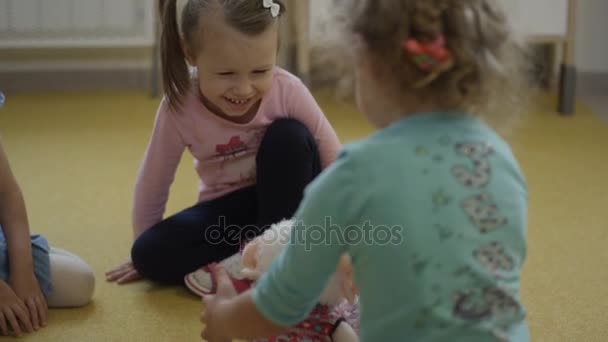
top-left (0, 0), bottom-right (155, 48)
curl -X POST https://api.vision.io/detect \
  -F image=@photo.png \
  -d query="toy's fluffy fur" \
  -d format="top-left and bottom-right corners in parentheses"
top-left (241, 219), bottom-right (357, 306)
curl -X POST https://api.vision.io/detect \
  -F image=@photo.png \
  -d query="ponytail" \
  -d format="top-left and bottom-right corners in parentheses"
top-left (159, 0), bottom-right (190, 110)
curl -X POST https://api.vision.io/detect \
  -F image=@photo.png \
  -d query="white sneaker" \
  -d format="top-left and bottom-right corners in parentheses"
top-left (184, 253), bottom-right (250, 296)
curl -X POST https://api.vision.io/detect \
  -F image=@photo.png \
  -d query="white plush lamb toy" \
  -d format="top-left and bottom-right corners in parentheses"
top-left (241, 219), bottom-right (360, 342)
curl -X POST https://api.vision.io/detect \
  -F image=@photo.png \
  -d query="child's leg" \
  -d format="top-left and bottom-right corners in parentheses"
top-left (0, 233), bottom-right (51, 293)
top-left (0, 231), bottom-right (94, 308)
top-left (46, 248), bottom-right (95, 308)
top-left (131, 186), bottom-right (258, 284)
top-left (256, 119), bottom-right (322, 227)
top-left (184, 120), bottom-right (322, 296)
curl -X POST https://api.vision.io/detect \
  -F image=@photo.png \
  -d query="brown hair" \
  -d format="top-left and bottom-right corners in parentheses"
top-left (333, 0), bottom-right (529, 123)
top-left (159, 0), bottom-right (286, 110)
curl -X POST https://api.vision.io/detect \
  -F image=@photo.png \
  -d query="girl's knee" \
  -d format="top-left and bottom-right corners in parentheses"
top-left (266, 119), bottom-right (311, 142)
top-left (259, 119), bottom-right (316, 158)
top-left (65, 266), bottom-right (95, 307)
top-left (47, 252), bottom-right (95, 308)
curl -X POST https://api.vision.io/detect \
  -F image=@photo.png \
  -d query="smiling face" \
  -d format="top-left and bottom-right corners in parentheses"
top-left (185, 15), bottom-right (278, 120)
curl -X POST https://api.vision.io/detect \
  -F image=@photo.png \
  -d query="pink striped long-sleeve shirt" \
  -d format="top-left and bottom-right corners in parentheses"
top-left (132, 67), bottom-right (342, 237)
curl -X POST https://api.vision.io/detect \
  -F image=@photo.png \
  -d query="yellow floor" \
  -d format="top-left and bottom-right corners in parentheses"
top-left (0, 90), bottom-right (607, 341)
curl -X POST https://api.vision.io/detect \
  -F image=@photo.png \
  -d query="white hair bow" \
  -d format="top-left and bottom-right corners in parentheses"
top-left (262, 0), bottom-right (280, 18)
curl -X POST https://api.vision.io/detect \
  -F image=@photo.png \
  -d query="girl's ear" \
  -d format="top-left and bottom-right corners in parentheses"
top-left (182, 41), bottom-right (197, 66)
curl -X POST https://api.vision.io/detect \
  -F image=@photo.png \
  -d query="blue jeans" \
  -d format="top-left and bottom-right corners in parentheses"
top-left (0, 228), bottom-right (52, 297)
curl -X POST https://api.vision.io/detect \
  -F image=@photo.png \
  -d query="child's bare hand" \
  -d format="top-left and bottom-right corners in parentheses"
top-left (0, 280), bottom-right (33, 337)
top-left (10, 273), bottom-right (48, 330)
top-left (201, 267), bottom-right (236, 342)
top-left (105, 260), bottom-right (142, 284)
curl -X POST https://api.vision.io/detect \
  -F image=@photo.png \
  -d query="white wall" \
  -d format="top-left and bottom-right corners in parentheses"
top-left (498, 0), bottom-right (568, 37)
top-left (309, 0), bottom-right (333, 42)
top-left (575, 0), bottom-right (608, 73)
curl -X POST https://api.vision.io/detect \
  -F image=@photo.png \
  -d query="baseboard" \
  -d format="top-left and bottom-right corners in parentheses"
top-left (577, 72), bottom-right (608, 97)
top-left (7, 68), bottom-right (603, 98)
top-left (0, 68), bottom-right (156, 93)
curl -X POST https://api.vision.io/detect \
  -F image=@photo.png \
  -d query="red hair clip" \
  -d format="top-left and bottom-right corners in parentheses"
top-left (403, 35), bottom-right (454, 72)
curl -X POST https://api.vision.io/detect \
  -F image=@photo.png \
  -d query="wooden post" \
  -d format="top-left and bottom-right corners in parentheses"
top-left (292, 0), bottom-right (311, 86)
top-left (558, 0), bottom-right (577, 115)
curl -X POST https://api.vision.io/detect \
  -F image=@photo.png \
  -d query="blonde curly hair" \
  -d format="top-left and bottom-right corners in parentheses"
top-left (318, 0), bottom-right (530, 125)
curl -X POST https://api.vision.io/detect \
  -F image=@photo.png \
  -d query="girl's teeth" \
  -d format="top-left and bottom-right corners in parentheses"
top-left (228, 98), bottom-right (247, 105)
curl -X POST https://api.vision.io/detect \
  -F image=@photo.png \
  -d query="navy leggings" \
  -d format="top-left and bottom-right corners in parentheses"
top-left (131, 119), bottom-right (322, 284)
